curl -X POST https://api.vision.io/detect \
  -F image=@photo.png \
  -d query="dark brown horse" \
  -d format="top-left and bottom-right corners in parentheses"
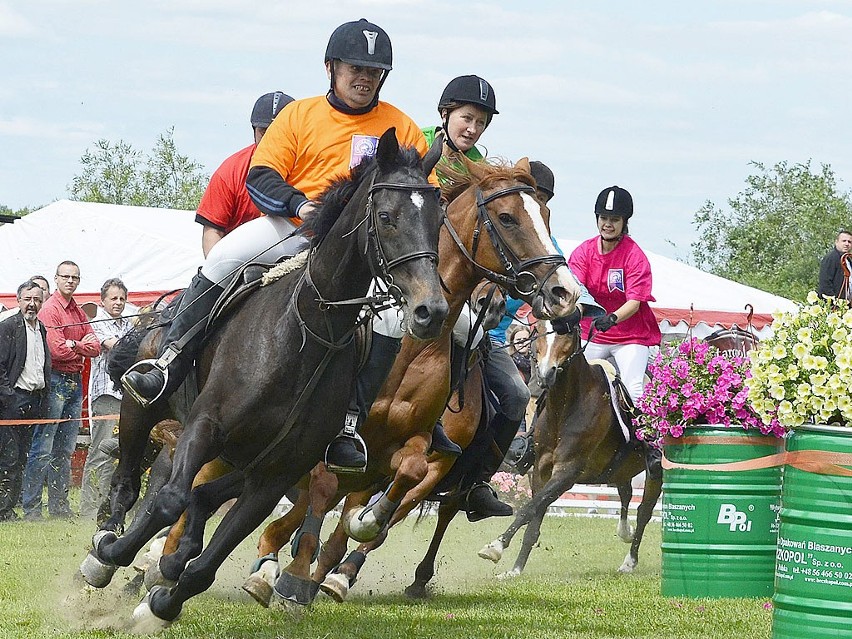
top-left (474, 319), bottom-right (663, 580)
top-left (242, 157), bottom-right (580, 609)
top-left (78, 130), bottom-right (449, 631)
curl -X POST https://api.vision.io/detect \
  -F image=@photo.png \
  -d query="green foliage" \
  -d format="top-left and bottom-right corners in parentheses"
top-left (691, 160), bottom-right (852, 301)
top-left (0, 204), bottom-right (37, 218)
top-left (0, 503), bottom-right (772, 639)
top-left (69, 128), bottom-right (208, 210)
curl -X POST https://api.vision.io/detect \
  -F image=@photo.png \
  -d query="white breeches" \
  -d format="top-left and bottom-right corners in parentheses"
top-left (201, 215), bottom-right (310, 289)
top-left (582, 341), bottom-right (650, 402)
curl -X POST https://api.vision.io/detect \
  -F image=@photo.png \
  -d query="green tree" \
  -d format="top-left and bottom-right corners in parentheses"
top-left (691, 160), bottom-right (852, 301)
top-left (69, 128), bottom-right (208, 209)
top-left (0, 205), bottom-right (36, 218)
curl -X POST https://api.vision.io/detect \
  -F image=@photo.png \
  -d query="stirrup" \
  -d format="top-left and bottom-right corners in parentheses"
top-left (121, 345), bottom-right (180, 408)
top-left (325, 412), bottom-right (368, 474)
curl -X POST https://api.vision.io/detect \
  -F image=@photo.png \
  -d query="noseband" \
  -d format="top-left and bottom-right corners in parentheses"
top-left (443, 183), bottom-right (565, 298)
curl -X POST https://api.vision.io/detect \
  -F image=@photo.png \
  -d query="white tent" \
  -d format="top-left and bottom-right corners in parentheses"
top-left (0, 201), bottom-right (797, 338)
top-left (554, 238), bottom-right (798, 339)
top-left (0, 200), bottom-right (202, 309)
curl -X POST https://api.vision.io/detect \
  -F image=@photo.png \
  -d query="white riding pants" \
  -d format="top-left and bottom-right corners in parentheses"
top-left (582, 341), bottom-right (650, 403)
top-left (201, 215), bottom-right (310, 289)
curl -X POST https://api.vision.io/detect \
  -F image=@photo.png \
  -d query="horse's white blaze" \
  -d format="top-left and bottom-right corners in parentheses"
top-left (538, 328), bottom-right (557, 378)
top-left (410, 191), bottom-right (425, 209)
top-left (520, 193), bottom-right (579, 300)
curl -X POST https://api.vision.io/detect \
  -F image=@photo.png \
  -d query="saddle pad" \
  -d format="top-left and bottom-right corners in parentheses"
top-left (588, 359), bottom-right (632, 444)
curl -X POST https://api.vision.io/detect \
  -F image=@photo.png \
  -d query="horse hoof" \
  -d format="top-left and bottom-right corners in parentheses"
top-left (273, 572), bottom-right (320, 607)
top-left (270, 591), bottom-right (309, 620)
top-left (131, 593), bottom-right (173, 634)
top-left (496, 568), bottom-right (521, 580)
top-left (477, 540), bottom-right (504, 563)
top-left (617, 554), bottom-right (637, 574)
top-left (79, 550), bottom-right (118, 588)
top-left (144, 558), bottom-right (176, 592)
top-left (242, 574), bottom-right (273, 608)
top-left (319, 572), bottom-right (350, 603)
top-left (134, 535), bottom-right (167, 573)
top-left (403, 583), bottom-right (428, 599)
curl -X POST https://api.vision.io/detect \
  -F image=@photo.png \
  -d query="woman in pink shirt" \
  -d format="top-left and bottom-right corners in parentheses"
top-left (568, 186), bottom-right (661, 403)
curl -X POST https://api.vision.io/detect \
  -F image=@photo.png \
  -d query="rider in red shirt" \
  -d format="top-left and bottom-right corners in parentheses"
top-left (196, 91), bottom-right (294, 257)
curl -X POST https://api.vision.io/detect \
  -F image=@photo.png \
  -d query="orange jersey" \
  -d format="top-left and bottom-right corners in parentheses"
top-left (251, 95), bottom-right (435, 201)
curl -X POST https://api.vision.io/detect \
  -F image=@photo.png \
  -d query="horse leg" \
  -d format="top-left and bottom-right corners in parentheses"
top-left (505, 500), bottom-right (548, 578)
top-left (615, 482), bottom-right (635, 542)
top-left (342, 437), bottom-right (429, 542)
top-left (619, 475), bottom-right (662, 574)
top-left (479, 464), bottom-right (581, 565)
top-left (152, 469), bottom-right (245, 588)
top-left (92, 413), bottom-right (223, 574)
top-left (272, 465), bottom-right (338, 609)
top-left (79, 401), bottom-right (170, 588)
top-left (405, 498), bottom-right (462, 599)
top-left (242, 487), bottom-right (310, 607)
top-left (318, 506), bottom-right (386, 603)
top-left (134, 481), bottom-right (286, 631)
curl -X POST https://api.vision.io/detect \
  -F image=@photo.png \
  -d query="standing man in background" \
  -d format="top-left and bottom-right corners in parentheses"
top-left (22, 261), bottom-right (100, 520)
top-left (80, 277), bottom-right (132, 518)
top-left (818, 229), bottom-right (852, 299)
top-left (0, 280), bottom-right (50, 521)
top-left (197, 91), bottom-right (295, 257)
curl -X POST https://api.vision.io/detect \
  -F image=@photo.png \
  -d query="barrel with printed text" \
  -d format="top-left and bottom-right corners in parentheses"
top-left (772, 424), bottom-right (852, 639)
top-left (661, 425), bottom-right (783, 597)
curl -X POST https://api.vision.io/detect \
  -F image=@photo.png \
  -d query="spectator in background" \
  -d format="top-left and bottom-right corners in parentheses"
top-left (22, 261), bottom-right (100, 519)
top-left (0, 281), bottom-right (50, 521)
top-left (197, 91), bottom-right (295, 257)
top-left (80, 278), bottom-right (133, 518)
top-left (818, 229), bottom-right (852, 299)
top-left (0, 275), bottom-right (50, 323)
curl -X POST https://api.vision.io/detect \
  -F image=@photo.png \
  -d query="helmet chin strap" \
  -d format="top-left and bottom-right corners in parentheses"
top-left (441, 118), bottom-right (461, 153)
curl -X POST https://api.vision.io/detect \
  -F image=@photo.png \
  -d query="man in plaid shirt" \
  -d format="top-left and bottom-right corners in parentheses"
top-left (80, 278), bottom-right (133, 518)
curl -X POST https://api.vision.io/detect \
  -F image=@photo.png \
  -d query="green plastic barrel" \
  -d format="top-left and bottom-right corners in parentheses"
top-left (661, 425), bottom-right (783, 598)
top-left (772, 425), bottom-right (852, 639)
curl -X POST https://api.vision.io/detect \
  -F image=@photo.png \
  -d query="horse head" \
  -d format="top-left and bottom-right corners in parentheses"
top-left (531, 318), bottom-right (582, 389)
top-left (469, 281), bottom-right (506, 332)
top-left (441, 156), bottom-right (580, 322)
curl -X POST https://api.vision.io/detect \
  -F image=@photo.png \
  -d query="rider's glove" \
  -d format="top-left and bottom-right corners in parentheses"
top-left (593, 313), bottom-right (618, 333)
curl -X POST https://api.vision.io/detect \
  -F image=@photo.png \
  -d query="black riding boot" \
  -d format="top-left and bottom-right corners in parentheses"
top-left (465, 413), bottom-right (520, 522)
top-left (325, 334), bottom-right (401, 473)
top-left (430, 419), bottom-right (463, 456)
top-left (644, 443), bottom-right (663, 480)
top-left (122, 273), bottom-right (222, 406)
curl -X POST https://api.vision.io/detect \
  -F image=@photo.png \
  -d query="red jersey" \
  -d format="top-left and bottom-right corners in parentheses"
top-left (569, 235), bottom-right (661, 346)
top-left (38, 291), bottom-right (100, 373)
top-left (196, 144), bottom-right (262, 234)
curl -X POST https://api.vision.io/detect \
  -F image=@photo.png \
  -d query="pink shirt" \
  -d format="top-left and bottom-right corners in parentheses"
top-left (39, 291), bottom-right (101, 373)
top-left (569, 235), bottom-right (661, 346)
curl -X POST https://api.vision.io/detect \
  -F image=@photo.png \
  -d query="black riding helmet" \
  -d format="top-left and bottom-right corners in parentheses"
top-left (529, 161), bottom-right (555, 201)
top-left (594, 186), bottom-right (633, 220)
top-left (325, 19), bottom-right (392, 114)
top-left (438, 75), bottom-right (498, 152)
top-left (250, 91), bottom-right (295, 129)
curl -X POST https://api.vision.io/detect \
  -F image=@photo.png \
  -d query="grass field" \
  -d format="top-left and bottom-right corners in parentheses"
top-left (0, 503), bottom-right (773, 639)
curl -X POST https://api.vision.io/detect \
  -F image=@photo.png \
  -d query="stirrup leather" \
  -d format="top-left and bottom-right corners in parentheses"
top-left (121, 344), bottom-right (182, 408)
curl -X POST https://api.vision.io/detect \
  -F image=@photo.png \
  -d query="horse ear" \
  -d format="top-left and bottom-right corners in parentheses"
top-left (422, 130), bottom-right (444, 174)
top-left (515, 157), bottom-right (531, 173)
top-left (376, 127), bottom-right (400, 173)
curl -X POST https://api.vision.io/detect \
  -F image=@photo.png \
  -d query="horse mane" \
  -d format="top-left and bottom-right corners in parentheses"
top-left (439, 154), bottom-right (536, 202)
top-left (303, 145), bottom-right (426, 242)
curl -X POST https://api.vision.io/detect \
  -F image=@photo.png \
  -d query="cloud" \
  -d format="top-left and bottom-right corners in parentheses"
top-left (0, 3), bottom-right (35, 36)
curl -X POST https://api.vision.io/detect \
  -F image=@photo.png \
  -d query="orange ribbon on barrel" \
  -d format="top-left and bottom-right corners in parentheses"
top-left (662, 435), bottom-right (852, 477)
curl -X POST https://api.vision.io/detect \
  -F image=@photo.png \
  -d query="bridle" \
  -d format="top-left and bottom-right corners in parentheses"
top-left (442, 182), bottom-right (565, 299)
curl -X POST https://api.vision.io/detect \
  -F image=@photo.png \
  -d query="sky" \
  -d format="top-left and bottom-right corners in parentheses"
top-left (3, 1), bottom-right (852, 262)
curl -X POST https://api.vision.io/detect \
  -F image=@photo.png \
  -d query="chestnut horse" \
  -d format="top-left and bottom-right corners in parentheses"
top-left (77, 130), bottom-right (449, 631)
top-left (238, 157), bottom-right (580, 610)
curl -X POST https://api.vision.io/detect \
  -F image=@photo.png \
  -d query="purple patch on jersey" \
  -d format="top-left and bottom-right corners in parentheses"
top-left (607, 268), bottom-right (625, 293)
top-left (350, 135), bottom-right (380, 168)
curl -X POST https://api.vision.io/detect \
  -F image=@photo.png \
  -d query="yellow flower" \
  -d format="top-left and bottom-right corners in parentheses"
top-left (801, 354), bottom-right (817, 370)
top-left (792, 342), bottom-right (809, 359)
top-left (797, 383), bottom-right (811, 398)
top-left (772, 344), bottom-right (787, 360)
top-left (769, 384), bottom-right (786, 400)
top-left (807, 291), bottom-right (820, 304)
top-left (797, 327), bottom-right (813, 343)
